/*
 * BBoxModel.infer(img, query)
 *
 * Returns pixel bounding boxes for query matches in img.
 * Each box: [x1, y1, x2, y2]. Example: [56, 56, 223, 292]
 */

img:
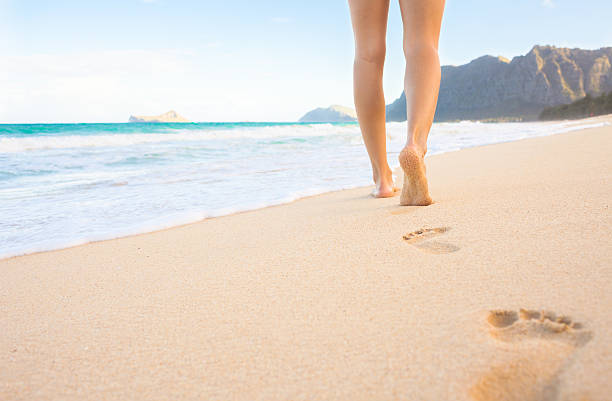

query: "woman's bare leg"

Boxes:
[398, 0, 445, 205]
[348, 0, 396, 198]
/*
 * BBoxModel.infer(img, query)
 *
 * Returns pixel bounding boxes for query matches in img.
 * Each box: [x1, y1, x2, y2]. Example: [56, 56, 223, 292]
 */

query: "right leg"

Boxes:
[348, 0, 395, 198]
[397, 0, 445, 206]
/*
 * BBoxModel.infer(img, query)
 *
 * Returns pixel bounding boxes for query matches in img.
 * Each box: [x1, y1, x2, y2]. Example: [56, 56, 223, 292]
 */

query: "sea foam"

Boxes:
[0, 119, 607, 259]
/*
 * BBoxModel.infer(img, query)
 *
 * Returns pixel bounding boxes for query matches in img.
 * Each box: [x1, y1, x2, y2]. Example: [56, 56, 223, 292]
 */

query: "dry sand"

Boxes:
[1, 116, 611, 400]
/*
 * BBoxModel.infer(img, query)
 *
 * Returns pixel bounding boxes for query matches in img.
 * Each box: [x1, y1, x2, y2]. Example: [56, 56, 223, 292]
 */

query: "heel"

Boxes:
[398, 148, 433, 206]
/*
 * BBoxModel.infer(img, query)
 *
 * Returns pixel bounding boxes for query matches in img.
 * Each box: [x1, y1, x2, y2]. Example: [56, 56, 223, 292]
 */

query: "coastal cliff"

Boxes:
[386, 45, 612, 121]
[129, 110, 190, 123]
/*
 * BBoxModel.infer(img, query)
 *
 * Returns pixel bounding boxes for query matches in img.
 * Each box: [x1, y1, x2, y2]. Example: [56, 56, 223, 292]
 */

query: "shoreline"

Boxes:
[1, 115, 609, 261]
[2, 116, 611, 400]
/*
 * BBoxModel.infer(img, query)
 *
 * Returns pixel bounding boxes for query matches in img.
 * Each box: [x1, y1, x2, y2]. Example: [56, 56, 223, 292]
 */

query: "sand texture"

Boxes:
[1, 116, 611, 400]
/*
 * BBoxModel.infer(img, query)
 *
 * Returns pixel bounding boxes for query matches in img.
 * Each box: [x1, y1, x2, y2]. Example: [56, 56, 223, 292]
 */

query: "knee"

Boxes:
[355, 41, 386, 66]
[403, 41, 439, 61]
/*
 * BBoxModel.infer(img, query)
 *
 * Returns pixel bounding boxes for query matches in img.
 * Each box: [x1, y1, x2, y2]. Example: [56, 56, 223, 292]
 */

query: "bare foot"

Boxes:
[372, 168, 398, 198]
[398, 146, 432, 206]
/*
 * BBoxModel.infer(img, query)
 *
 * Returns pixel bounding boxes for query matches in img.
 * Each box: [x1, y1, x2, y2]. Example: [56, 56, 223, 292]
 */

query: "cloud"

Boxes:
[541, 0, 555, 8]
[0, 47, 346, 123]
[0, 50, 209, 122]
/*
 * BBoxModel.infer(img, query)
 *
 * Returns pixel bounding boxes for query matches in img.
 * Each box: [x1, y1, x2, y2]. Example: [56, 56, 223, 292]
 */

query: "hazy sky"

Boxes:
[2, 0, 611, 123]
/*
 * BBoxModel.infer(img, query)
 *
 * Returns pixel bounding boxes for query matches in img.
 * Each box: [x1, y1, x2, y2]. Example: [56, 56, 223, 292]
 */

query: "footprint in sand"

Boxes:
[470, 309, 593, 401]
[402, 227, 459, 254]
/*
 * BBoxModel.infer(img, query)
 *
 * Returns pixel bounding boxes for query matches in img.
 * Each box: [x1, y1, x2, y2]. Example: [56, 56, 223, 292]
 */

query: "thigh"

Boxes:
[348, 0, 390, 54]
[398, 0, 445, 48]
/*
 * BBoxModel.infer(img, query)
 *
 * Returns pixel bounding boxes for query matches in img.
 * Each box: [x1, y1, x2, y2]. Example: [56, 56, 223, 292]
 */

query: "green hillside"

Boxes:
[539, 91, 612, 120]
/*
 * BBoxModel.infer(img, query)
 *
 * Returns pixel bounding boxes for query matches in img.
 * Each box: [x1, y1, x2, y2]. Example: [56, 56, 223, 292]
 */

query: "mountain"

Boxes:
[129, 110, 190, 123]
[299, 105, 357, 123]
[386, 45, 612, 122]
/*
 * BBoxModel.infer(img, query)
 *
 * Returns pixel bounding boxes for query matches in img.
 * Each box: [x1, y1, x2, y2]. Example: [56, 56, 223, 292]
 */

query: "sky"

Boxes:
[1, 0, 611, 123]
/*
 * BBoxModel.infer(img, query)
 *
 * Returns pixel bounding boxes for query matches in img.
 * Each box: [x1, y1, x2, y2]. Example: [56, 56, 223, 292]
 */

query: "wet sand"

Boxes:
[2, 115, 611, 400]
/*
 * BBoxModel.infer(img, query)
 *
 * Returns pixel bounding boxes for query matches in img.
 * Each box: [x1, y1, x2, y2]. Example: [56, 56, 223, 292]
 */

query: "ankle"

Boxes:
[403, 143, 427, 158]
[372, 165, 393, 184]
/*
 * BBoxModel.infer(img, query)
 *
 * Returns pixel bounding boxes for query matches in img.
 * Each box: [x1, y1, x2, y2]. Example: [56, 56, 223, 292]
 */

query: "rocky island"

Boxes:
[129, 110, 190, 123]
[299, 105, 357, 123]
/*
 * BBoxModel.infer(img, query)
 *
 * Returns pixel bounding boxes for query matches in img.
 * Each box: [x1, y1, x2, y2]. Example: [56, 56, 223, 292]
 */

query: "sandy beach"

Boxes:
[2, 116, 611, 400]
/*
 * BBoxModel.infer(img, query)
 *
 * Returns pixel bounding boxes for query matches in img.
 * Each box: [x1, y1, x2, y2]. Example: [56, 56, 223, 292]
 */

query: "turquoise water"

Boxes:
[0, 122, 337, 136]
[0, 120, 604, 258]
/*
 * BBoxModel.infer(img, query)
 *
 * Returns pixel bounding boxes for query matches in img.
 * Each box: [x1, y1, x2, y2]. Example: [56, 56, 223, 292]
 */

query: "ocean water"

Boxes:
[0, 120, 605, 259]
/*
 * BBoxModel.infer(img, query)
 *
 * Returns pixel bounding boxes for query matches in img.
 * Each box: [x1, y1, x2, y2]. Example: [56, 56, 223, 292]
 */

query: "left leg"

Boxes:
[348, 0, 396, 198]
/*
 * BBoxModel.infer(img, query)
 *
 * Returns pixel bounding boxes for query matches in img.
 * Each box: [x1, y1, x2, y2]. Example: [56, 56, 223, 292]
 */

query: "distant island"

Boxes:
[299, 105, 357, 123]
[539, 91, 612, 120]
[386, 45, 612, 122]
[129, 110, 190, 123]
